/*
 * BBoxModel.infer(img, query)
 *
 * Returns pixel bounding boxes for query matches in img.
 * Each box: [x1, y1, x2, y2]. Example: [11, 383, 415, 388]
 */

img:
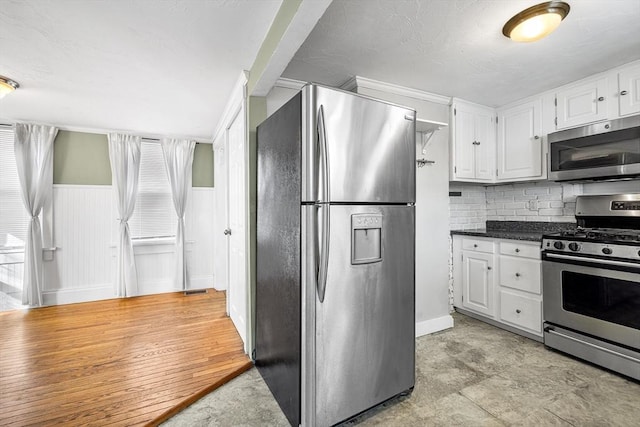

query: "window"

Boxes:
[0, 127, 28, 248]
[128, 140, 177, 239]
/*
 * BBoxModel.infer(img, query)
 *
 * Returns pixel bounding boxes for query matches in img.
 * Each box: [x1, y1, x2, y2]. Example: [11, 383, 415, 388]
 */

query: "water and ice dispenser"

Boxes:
[351, 214, 383, 265]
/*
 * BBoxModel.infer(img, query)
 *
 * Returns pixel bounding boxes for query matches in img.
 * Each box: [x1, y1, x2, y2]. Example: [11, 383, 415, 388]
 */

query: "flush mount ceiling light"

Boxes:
[503, 1, 570, 42]
[0, 76, 20, 99]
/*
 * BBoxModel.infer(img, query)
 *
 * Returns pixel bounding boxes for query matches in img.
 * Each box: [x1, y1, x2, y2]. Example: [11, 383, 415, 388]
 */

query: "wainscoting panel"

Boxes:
[40, 185, 214, 306]
[188, 188, 214, 290]
[43, 185, 114, 304]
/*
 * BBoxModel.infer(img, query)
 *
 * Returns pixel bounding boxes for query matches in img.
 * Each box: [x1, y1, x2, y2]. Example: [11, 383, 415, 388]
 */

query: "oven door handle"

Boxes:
[545, 252, 640, 270]
[544, 326, 640, 363]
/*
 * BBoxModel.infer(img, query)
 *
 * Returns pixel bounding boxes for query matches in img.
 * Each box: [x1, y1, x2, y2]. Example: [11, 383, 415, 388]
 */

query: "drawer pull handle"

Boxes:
[473, 244, 478, 248]
[516, 309, 521, 314]
[515, 273, 521, 277]
[515, 248, 520, 253]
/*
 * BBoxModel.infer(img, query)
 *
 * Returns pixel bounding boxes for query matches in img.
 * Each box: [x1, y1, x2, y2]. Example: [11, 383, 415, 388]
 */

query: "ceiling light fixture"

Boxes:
[0, 76, 20, 99]
[503, 1, 570, 42]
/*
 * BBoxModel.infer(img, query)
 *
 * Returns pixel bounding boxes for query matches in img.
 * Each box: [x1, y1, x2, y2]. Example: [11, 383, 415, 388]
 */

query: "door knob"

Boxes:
[598, 96, 605, 101]
[620, 90, 628, 96]
[223, 229, 232, 236]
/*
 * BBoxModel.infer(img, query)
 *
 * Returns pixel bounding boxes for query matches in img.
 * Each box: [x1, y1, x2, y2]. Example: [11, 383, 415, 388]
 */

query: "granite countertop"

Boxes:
[450, 221, 576, 242]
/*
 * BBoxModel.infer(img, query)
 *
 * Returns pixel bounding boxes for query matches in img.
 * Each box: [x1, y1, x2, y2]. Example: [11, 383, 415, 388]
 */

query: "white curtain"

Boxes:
[161, 138, 195, 290]
[108, 133, 141, 297]
[14, 123, 57, 307]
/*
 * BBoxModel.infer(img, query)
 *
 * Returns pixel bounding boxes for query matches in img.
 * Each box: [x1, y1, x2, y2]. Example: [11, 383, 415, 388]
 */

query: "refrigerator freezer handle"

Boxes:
[317, 105, 330, 203]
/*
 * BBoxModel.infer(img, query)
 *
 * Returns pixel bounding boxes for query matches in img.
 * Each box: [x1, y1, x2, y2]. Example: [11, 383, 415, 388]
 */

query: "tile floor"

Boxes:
[163, 312, 640, 426]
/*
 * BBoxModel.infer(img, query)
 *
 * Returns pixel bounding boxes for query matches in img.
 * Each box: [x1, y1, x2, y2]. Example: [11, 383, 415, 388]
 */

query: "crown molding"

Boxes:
[212, 70, 248, 144]
[340, 76, 451, 105]
[274, 77, 306, 91]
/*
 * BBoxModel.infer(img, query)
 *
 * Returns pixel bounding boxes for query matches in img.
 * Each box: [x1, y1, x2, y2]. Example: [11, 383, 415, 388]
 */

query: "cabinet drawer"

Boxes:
[500, 241, 540, 259]
[499, 256, 541, 294]
[462, 238, 494, 253]
[499, 290, 542, 334]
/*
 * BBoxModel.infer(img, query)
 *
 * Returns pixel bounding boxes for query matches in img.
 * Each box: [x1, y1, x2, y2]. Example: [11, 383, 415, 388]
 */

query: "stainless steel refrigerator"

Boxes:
[256, 84, 415, 427]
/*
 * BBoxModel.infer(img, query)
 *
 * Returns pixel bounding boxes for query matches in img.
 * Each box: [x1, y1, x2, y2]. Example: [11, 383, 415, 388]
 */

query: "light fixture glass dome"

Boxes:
[503, 1, 570, 43]
[0, 76, 20, 99]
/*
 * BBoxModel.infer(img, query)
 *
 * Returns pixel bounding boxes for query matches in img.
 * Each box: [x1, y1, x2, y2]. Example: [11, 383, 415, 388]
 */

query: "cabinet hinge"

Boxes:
[555, 117, 558, 126]
[496, 168, 499, 177]
[454, 166, 457, 173]
[454, 108, 457, 116]
[554, 97, 557, 107]
[495, 116, 498, 124]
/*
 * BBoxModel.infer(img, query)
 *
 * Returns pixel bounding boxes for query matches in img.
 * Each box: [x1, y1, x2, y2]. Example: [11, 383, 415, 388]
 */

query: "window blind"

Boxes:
[129, 141, 177, 239]
[0, 128, 28, 248]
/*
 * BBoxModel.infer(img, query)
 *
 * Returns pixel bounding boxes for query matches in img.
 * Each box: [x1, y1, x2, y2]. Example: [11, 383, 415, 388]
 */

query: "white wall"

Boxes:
[41, 184, 214, 306]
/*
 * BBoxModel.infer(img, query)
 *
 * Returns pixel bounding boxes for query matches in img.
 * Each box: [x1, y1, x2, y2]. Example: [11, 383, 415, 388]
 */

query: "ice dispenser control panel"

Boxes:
[351, 214, 383, 265]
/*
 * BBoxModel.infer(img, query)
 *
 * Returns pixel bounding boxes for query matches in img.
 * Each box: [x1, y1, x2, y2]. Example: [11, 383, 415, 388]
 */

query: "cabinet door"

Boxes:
[497, 99, 542, 180]
[474, 109, 496, 181]
[462, 251, 494, 317]
[452, 106, 476, 179]
[618, 64, 640, 117]
[556, 78, 608, 129]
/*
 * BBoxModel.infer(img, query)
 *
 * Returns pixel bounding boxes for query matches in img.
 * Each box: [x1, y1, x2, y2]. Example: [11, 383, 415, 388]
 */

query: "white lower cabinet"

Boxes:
[499, 290, 542, 334]
[462, 251, 494, 317]
[453, 235, 543, 339]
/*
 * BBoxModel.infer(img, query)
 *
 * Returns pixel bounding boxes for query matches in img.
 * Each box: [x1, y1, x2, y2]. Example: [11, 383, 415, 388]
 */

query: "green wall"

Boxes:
[193, 143, 215, 187]
[54, 131, 112, 185]
[52, 130, 214, 187]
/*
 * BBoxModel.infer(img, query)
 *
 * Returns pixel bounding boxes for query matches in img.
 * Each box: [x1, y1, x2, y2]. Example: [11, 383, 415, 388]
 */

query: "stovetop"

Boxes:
[545, 228, 640, 244]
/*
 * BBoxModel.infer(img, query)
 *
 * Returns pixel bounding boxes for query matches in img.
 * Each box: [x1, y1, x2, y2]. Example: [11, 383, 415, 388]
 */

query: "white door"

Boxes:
[556, 78, 608, 129]
[212, 142, 228, 291]
[618, 64, 640, 117]
[227, 110, 248, 347]
[462, 251, 494, 317]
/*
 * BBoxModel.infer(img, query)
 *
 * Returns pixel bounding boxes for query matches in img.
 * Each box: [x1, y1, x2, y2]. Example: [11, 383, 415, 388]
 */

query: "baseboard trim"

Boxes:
[415, 314, 454, 338]
[42, 285, 114, 306]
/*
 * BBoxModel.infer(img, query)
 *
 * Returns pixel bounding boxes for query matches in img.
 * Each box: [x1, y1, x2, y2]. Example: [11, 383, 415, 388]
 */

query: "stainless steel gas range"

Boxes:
[542, 193, 640, 380]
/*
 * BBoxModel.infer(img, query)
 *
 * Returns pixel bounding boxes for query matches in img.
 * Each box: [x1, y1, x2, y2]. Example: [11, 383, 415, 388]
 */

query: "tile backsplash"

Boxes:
[449, 179, 640, 231]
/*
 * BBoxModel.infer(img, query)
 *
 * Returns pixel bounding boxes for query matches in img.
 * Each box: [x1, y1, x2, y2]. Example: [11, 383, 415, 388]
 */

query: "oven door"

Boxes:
[542, 252, 640, 350]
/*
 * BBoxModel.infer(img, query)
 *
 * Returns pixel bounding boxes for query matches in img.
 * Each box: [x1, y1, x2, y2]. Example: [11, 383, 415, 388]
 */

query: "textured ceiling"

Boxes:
[283, 0, 640, 107]
[0, 0, 282, 140]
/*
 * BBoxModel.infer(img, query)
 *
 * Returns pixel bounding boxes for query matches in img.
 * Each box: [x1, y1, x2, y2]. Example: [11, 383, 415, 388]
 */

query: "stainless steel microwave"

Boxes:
[548, 115, 640, 181]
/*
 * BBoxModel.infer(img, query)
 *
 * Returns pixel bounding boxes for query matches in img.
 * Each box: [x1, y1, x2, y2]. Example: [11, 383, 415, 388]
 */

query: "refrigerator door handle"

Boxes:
[316, 105, 330, 303]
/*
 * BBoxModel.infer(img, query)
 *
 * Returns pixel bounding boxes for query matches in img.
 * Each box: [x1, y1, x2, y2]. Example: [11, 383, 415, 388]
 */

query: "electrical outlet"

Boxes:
[528, 199, 538, 211]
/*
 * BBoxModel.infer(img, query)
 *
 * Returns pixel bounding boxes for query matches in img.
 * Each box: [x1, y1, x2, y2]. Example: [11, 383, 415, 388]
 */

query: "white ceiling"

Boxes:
[283, 0, 640, 107]
[0, 0, 282, 140]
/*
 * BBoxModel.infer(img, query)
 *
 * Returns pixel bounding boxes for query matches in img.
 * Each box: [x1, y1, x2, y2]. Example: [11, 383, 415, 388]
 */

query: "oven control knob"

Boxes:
[553, 241, 565, 250]
[602, 247, 612, 255]
[568, 242, 581, 252]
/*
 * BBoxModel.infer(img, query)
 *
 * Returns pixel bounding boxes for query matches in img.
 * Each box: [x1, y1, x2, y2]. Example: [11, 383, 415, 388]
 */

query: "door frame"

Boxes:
[212, 71, 250, 354]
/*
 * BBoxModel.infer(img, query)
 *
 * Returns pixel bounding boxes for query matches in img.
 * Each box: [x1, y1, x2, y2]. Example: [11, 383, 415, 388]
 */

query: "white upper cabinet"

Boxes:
[497, 99, 543, 181]
[618, 63, 640, 117]
[556, 77, 608, 129]
[450, 99, 495, 182]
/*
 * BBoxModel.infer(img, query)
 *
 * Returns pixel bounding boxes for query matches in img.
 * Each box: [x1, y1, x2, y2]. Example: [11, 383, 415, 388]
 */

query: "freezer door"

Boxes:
[306, 204, 415, 426]
[302, 85, 416, 204]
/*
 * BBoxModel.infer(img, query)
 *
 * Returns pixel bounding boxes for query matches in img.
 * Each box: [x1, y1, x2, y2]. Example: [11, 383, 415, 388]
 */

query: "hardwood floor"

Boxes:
[0, 290, 252, 426]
